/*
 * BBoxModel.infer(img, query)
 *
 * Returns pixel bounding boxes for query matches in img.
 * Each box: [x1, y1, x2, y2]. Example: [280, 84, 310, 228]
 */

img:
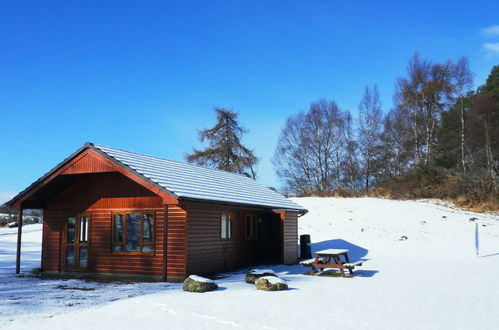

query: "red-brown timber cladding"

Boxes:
[42, 172, 183, 277]
[185, 201, 280, 275]
[166, 204, 187, 278]
[282, 211, 299, 264]
[60, 151, 115, 175]
[36, 147, 297, 279]
[11, 148, 176, 210]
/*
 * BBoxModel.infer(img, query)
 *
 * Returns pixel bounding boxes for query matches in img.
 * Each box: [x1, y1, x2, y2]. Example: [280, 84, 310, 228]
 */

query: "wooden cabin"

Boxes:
[6, 143, 307, 282]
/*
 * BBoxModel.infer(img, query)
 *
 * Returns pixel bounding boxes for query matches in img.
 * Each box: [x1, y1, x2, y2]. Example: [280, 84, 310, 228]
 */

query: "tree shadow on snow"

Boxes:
[310, 239, 368, 261]
[273, 239, 378, 277]
[480, 252, 499, 258]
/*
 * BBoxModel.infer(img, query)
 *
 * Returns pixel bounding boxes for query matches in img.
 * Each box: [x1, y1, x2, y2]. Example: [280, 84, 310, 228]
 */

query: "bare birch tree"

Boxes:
[394, 53, 455, 168]
[273, 99, 344, 196]
[341, 111, 360, 191]
[453, 57, 473, 175]
[358, 85, 383, 191]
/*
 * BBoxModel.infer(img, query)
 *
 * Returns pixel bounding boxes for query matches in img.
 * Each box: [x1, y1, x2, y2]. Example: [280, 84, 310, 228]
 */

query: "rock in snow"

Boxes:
[183, 275, 218, 293]
[245, 269, 277, 284]
[255, 276, 288, 291]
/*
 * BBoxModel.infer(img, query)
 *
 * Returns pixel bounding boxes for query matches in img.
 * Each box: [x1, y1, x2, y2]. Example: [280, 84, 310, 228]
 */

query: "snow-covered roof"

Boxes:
[91, 144, 306, 212]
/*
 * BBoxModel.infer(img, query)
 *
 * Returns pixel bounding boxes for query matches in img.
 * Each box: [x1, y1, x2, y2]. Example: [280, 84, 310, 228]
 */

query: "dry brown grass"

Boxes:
[370, 170, 498, 213]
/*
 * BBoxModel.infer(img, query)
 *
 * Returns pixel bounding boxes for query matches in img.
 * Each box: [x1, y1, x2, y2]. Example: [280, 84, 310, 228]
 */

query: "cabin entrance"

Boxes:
[255, 213, 282, 264]
[63, 215, 90, 271]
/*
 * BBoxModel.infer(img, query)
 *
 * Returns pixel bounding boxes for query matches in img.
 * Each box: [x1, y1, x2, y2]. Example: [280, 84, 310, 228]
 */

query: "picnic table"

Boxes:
[300, 248, 364, 277]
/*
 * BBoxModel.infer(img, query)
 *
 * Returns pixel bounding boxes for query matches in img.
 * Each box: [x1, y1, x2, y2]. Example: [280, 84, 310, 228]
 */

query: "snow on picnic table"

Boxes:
[0, 198, 498, 330]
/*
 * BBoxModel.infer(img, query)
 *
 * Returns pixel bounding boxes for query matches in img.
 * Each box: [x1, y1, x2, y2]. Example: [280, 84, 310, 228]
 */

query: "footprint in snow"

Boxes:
[153, 303, 177, 315]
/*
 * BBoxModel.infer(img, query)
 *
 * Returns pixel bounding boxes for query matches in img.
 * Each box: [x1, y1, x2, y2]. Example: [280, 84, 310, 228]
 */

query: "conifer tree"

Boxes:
[185, 108, 258, 179]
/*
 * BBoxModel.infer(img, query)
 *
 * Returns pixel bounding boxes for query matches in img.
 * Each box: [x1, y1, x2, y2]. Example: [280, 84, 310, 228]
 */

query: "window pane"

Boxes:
[79, 247, 87, 268]
[66, 246, 74, 267]
[142, 245, 153, 253]
[113, 244, 124, 252]
[228, 218, 232, 238]
[143, 214, 153, 243]
[126, 213, 141, 252]
[67, 217, 76, 243]
[113, 214, 123, 242]
[80, 217, 88, 243]
[221, 214, 227, 238]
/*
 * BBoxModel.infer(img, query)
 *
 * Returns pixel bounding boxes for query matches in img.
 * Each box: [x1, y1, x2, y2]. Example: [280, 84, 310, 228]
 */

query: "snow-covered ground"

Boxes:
[0, 198, 498, 329]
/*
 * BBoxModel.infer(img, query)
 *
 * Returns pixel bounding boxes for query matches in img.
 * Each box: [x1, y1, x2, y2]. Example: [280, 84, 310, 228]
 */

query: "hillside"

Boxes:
[0, 198, 498, 329]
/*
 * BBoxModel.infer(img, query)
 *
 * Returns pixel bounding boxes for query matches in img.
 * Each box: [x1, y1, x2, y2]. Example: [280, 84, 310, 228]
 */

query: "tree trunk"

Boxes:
[460, 94, 466, 175]
[365, 158, 370, 191]
[484, 120, 495, 192]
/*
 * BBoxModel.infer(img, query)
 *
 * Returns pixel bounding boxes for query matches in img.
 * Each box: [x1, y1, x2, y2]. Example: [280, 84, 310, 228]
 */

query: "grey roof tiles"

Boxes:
[92, 144, 306, 212]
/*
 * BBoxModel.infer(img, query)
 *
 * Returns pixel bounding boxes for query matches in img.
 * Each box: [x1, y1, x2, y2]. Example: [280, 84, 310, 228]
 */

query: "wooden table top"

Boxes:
[315, 249, 349, 256]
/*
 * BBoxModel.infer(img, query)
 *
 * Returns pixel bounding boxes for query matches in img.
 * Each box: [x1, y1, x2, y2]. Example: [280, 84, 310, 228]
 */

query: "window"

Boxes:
[112, 212, 154, 253]
[246, 215, 260, 239]
[80, 216, 88, 243]
[220, 212, 234, 239]
[64, 215, 89, 269]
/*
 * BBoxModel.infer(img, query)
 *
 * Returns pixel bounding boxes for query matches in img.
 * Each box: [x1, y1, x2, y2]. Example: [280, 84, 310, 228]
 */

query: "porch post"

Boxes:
[15, 208, 23, 274]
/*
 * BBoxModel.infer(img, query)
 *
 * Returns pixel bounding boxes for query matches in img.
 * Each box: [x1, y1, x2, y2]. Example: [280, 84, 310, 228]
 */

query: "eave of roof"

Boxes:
[5, 142, 308, 213]
[4, 145, 88, 207]
[91, 143, 307, 212]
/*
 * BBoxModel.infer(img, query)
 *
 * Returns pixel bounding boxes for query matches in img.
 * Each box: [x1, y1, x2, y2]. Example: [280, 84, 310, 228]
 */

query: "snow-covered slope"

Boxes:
[0, 198, 498, 329]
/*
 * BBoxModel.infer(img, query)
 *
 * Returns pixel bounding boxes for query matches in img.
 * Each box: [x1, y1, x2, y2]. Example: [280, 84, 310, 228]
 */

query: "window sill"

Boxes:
[111, 252, 155, 256]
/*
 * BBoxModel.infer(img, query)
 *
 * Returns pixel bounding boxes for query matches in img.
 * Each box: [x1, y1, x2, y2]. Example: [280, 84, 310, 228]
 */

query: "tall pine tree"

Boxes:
[185, 108, 258, 179]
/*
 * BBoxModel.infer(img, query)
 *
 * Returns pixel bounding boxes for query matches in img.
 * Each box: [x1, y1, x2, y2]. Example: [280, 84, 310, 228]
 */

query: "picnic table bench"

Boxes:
[300, 249, 364, 277]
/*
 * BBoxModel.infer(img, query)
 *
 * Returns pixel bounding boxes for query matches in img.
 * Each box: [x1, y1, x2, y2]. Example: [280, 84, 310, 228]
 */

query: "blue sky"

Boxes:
[0, 1, 498, 203]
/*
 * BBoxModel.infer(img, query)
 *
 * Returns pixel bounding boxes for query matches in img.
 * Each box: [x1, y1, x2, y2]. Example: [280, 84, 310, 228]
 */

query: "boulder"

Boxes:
[255, 276, 288, 291]
[183, 275, 218, 293]
[245, 269, 277, 284]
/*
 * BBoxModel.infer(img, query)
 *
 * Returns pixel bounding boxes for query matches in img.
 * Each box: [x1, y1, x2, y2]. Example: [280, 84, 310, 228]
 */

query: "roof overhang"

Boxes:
[178, 196, 307, 214]
[4, 143, 178, 210]
[5, 142, 307, 214]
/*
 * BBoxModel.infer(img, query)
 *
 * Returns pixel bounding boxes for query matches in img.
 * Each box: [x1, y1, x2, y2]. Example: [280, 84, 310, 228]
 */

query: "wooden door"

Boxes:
[63, 215, 90, 271]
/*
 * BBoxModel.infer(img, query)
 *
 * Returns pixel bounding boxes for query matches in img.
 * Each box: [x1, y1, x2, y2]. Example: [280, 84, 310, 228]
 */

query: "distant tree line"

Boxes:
[184, 53, 497, 209]
[273, 53, 498, 208]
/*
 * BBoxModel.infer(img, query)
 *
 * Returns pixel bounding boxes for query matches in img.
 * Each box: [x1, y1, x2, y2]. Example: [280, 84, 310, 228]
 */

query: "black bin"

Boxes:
[300, 234, 312, 259]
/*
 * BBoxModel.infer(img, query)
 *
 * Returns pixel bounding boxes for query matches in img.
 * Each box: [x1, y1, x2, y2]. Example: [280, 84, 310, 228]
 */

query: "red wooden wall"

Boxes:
[282, 211, 299, 264]
[184, 201, 296, 275]
[165, 204, 187, 280]
[37, 148, 298, 281]
[42, 172, 166, 277]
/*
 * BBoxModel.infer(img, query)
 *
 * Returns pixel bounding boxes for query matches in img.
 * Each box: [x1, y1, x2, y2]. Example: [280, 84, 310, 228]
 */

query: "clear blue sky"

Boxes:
[0, 1, 498, 203]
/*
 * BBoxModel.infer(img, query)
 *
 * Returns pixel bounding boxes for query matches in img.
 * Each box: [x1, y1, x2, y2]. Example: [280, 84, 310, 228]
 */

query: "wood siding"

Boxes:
[282, 211, 299, 264]
[41, 209, 65, 271]
[24, 145, 302, 281]
[60, 151, 115, 175]
[166, 204, 187, 279]
[185, 201, 284, 275]
[12, 147, 176, 209]
[43, 172, 169, 277]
